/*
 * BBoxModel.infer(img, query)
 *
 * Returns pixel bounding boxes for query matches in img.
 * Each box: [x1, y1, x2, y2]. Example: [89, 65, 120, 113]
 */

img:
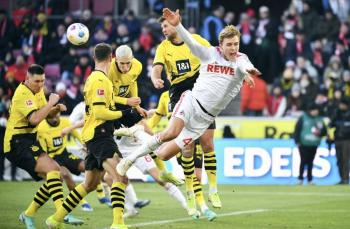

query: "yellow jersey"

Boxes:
[148, 91, 170, 129]
[153, 34, 210, 85]
[82, 70, 114, 142]
[37, 117, 82, 157]
[4, 83, 47, 153]
[108, 58, 142, 105]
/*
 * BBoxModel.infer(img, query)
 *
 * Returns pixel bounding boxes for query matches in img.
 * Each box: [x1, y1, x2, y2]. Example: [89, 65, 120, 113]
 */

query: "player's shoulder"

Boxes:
[132, 58, 142, 69]
[236, 52, 249, 59]
[60, 117, 71, 126]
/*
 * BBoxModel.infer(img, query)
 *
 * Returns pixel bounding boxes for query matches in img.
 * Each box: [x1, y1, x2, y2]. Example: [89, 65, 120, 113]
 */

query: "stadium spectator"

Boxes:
[267, 84, 287, 117]
[5, 54, 29, 83]
[73, 54, 92, 83]
[60, 47, 79, 81]
[115, 23, 133, 46]
[241, 75, 269, 116]
[276, 66, 295, 97]
[201, 5, 225, 46]
[0, 9, 16, 61]
[236, 12, 255, 59]
[80, 9, 98, 34]
[329, 97, 350, 184]
[285, 83, 304, 117]
[294, 103, 327, 185]
[254, 6, 281, 83]
[120, 9, 141, 41]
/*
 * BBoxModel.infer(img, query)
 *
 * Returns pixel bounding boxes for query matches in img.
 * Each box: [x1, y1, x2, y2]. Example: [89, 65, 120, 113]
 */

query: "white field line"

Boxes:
[132, 189, 350, 197]
[128, 209, 268, 228]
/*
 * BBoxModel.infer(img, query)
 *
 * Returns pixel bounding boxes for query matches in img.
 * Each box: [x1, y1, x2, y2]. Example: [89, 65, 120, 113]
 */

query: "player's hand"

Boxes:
[163, 8, 181, 26]
[153, 78, 164, 89]
[127, 97, 141, 106]
[56, 103, 67, 112]
[244, 75, 255, 88]
[48, 93, 60, 106]
[246, 68, 261, 76]
[136, 106, 148, 118]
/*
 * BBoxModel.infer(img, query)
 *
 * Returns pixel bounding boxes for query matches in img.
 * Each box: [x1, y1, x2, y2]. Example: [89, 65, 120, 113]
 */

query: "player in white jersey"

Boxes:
[114, 130, 188, 217]
[117, 8, 259, 176]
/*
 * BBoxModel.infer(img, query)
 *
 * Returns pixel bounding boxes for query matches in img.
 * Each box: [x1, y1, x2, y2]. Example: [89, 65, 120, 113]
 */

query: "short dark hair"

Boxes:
[158, 16, 166, 24]
[28, 64, 44, 76]
[94, 43, 112, 62]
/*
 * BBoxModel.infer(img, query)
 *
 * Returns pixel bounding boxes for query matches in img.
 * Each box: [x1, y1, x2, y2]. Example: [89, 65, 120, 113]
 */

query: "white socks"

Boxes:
[164, 183, 187, 210]
[124, 184, 138, 211]
[127, 135, 162, 162]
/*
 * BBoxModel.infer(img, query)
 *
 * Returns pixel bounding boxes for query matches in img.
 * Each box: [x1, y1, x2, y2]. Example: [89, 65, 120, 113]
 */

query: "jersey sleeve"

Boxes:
[91, 79, 110, 106]
[14, 94, 39, 119]
[153, 43, 166, 66]
[69, 102, 85, 124]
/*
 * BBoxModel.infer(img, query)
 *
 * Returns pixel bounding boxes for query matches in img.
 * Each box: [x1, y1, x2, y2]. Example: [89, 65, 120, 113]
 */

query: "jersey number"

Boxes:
[182, 138, 193, 146]
[176, 59, 191, 74]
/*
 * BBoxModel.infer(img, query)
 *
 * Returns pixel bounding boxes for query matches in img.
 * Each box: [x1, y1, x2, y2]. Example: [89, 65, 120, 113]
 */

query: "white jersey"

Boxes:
[69, 101, 85, 124]
[175, 24, 254, 116]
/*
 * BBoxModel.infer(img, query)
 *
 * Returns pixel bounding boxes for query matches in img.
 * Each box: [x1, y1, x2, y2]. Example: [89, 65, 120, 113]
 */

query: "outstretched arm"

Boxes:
[163, 8, 211, 61]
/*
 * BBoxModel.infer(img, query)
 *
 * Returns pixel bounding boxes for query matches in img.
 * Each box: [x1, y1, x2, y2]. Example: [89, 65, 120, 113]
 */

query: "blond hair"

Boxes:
[219, 25, 241, 44]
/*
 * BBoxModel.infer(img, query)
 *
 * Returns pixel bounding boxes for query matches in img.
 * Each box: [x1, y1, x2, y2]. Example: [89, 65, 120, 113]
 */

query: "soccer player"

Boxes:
[117, 7, 259, 217]
[147, 91, 215, 220]
[109, 45, 182, 186]
[150, 12, 222, 210]
[37, 112, 112, 211]
[111, 130, 188, 217]
[3, 64, 79, 229]
[67, 101, 152, 212]
[46, 43, 133, 229]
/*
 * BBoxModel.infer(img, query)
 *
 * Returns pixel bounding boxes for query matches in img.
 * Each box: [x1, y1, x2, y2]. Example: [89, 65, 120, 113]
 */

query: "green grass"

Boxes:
[0, 182, 350, 228]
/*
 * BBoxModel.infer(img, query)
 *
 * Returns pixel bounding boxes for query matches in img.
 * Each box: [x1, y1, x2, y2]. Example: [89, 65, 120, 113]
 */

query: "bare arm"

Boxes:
[28, 93, 60, 126]
[151, 64, 164, 89]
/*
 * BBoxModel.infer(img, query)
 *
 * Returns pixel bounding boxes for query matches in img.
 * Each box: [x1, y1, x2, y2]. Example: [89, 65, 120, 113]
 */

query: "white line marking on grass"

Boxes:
[128, 209, 268, 228]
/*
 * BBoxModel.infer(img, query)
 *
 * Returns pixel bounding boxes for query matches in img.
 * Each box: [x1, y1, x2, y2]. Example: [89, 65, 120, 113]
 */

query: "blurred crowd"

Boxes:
[0, 0, 350, 120]
[0, 0, 349, 182]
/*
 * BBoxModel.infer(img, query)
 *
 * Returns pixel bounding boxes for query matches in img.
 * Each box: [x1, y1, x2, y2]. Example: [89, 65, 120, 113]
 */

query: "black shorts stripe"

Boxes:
[92, 102, 106, 106]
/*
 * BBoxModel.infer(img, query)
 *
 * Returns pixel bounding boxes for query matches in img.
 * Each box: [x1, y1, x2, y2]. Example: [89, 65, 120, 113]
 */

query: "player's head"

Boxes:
[115, 45, 133, 73]
[159, 16, 177, 41]
[93, 43, 112, 65]
[219, 25, 241, 61]
[46, 112, 60, 126]
[26, 64, 45, 93]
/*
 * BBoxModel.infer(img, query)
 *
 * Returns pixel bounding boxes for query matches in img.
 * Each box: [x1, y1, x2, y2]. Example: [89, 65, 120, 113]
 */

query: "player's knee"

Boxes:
[84, 180, 99, 192]
[157, 153, 171, 161]
[201, 141, 214, 152]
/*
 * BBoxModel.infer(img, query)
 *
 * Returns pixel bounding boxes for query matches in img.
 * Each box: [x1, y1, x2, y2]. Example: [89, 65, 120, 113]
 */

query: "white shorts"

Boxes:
[172, 90, 215, 149]
[117, 136, 156, 174]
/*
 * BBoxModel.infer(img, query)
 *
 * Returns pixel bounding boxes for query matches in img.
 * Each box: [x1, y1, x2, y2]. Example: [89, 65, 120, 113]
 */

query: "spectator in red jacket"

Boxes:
[267, 84, 287, 117]
[241, 75, 269, 116]
[5, 54, 29, 83]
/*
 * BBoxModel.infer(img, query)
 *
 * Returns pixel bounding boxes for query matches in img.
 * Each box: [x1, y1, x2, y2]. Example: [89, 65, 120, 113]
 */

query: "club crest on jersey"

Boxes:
[97, 89, 105, 96]
[207, 63, 235, 75]
[26, 100, 33, 106]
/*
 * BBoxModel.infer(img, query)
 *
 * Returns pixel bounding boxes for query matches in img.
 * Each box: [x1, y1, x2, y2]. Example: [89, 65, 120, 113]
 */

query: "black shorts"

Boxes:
[52, 149, 83, 175]
[5, 133, 45, 181]
[169, 73, 198, 112]
[85, 122, 122, 171]
[115, 104, 143, 128]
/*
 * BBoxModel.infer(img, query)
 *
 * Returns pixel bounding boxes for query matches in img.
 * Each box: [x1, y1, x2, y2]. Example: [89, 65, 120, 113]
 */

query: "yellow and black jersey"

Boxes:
[148, 91, 170, 129]
[37, 117, 82, 157]
[108, 58, 142, 105]
[153, 34, 210, 85]
[4, 83, 47, 153]
[82, 70, 114, 142]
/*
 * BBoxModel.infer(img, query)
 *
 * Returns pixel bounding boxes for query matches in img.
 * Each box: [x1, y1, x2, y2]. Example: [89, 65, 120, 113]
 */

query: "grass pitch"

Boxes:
[0, 182, 349, 229]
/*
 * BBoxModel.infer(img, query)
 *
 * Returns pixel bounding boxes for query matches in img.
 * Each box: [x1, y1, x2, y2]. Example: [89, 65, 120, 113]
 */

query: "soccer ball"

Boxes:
[67, 23, 89, 45]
